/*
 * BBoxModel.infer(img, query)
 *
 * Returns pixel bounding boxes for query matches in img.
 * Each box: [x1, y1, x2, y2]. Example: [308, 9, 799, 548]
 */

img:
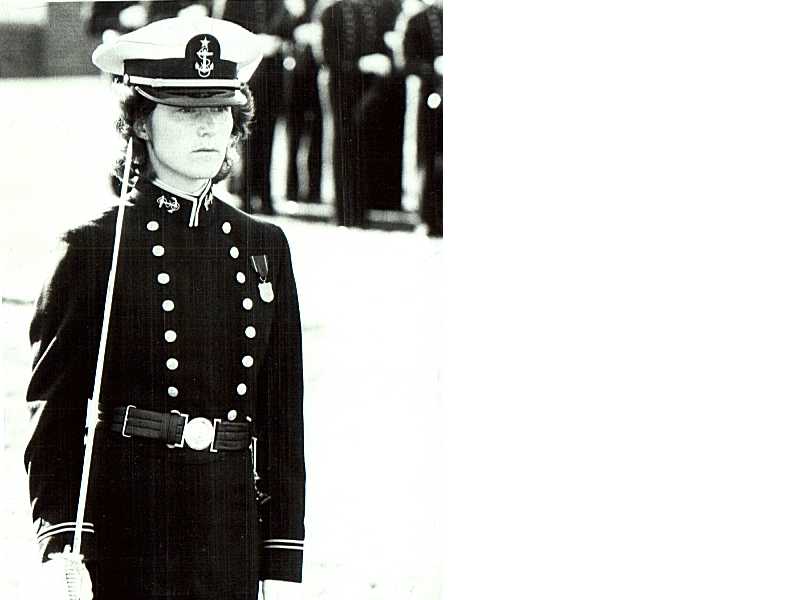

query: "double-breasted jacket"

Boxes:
[25, 176, 305, 599]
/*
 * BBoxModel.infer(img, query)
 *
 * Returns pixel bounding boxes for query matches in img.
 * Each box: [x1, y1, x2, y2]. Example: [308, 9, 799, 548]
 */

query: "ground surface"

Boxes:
[0, 77, 443, 599]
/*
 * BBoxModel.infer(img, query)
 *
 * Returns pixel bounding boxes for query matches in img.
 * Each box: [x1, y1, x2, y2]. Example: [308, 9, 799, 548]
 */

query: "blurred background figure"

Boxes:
[87, 1, 212, 43]
[284, 0, 324, 205]
[402, 0, 442, 237]
[318, 0, 405, 228]
[86, 2, 140, 42]
[148, 0, 212, 20]
[220, 0, 302, 215]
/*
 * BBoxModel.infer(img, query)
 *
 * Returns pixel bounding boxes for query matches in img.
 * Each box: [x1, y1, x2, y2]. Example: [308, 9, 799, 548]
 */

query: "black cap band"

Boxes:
[123, 34, 237, 85]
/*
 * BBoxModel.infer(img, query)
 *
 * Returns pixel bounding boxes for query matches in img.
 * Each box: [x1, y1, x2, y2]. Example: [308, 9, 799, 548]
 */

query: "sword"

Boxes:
[60, 138, 134, 599]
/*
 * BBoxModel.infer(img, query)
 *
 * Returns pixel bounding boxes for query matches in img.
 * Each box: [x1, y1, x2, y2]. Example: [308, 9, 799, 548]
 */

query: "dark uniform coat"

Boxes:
[320, 0, 405, 226]
[403, 3, 443, 236]
[285, 0, 323, 204]
[25, 176, 305, 600]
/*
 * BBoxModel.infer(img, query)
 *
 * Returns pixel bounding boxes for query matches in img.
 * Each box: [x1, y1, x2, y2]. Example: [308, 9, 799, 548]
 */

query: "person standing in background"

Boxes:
[319, 0, 404, 227]
[403, 0, 442, 236]
[221, 0, 301, 215]
[284, 0, 324, 204]
[354, 0, 405, 215]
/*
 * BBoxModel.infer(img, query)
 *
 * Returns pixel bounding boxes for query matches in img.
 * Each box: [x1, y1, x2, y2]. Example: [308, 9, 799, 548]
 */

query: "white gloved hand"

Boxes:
[434, 55, 443, 76]
[358, 53, 392, 76]
[260, 579, 303, 600]
[42, 552, 93, 600]
[118, 4, 147, 30]
[284, 0, 306, 18]
[177, 4, 210, 18]
[101, 29, 121, 45]
[293, 22, 322, 46]
[259, 34, 284, 57]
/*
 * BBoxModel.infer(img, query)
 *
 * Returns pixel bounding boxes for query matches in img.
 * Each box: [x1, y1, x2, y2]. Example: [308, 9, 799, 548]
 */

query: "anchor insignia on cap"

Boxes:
[157, 195, 180, 213]
[194, 37, 215, 78]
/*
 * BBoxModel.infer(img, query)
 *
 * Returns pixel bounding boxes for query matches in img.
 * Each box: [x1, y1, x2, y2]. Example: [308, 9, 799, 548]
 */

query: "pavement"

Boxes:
[0, 77, 443, 599]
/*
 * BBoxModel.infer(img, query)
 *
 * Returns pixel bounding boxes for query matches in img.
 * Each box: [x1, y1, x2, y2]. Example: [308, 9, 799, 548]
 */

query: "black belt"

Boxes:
[108, 406, 251, 452]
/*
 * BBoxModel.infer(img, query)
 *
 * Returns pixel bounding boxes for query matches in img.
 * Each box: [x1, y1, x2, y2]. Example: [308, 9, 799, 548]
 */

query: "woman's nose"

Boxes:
[197, 109, 217, 134]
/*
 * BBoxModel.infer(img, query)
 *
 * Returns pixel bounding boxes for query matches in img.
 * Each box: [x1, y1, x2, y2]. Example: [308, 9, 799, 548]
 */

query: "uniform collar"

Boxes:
[151, 177, 214, 228]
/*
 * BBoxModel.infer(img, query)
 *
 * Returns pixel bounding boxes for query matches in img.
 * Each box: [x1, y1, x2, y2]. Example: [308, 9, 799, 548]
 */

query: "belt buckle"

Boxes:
[183, 416, 221, 451]
[166, 411, 220, 452]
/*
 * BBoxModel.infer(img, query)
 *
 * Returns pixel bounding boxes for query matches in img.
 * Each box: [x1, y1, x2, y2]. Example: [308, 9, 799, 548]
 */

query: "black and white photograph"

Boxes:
[0, 1, 443, 598]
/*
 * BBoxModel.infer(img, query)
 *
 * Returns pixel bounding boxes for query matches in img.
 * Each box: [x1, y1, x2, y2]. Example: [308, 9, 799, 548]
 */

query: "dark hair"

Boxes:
[112, 84, 255, 184]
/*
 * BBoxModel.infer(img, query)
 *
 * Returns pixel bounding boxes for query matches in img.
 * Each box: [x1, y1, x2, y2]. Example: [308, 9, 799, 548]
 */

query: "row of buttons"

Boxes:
[146, 217, 259, 406]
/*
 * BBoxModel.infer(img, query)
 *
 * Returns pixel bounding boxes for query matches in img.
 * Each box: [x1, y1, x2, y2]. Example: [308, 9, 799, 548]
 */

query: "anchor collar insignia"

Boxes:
[151, 178, 214, 228]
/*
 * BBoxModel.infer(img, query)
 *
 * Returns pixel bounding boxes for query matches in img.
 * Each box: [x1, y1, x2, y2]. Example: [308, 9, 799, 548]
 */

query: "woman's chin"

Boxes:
[185, 159, 224, 179]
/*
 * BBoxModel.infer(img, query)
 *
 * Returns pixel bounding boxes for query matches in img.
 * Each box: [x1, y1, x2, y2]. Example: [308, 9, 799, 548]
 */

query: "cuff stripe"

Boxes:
[264, 538, 303, 545]
[263, 544, 304, 551]
[37, 522, 95, 543]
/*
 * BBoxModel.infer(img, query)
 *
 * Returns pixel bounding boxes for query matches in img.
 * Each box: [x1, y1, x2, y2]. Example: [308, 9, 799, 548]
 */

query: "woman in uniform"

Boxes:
[25, 16, 305, 600]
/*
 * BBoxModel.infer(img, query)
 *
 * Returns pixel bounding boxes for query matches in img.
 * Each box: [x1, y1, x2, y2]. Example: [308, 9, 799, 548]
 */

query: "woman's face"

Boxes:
[142, 104, 234, 192]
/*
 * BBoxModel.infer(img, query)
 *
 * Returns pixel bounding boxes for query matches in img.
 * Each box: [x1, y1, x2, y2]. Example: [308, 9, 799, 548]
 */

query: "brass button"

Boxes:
[242, 298, 253, 310]
[147, 221, 159, 231]
[230, 246, 240, 259]
[162, 299, 175, 312]
[237, 383, 247, 395]
[164, 330, 177, 343]
[245, 326, 256, 338]
[167, 386, 179, 398]
[242, 355, 254, 368]
[236, 272, 246, 284]
[166, 358, 179, 370]
[228, 409, 238, 420]
[157, 272, 170, 285]
[222, 221, 232, 234]
[152, 245, 165, 257]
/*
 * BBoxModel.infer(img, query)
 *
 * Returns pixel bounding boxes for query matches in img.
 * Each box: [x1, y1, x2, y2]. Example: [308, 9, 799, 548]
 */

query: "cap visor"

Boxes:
[134, 86, 247, 107]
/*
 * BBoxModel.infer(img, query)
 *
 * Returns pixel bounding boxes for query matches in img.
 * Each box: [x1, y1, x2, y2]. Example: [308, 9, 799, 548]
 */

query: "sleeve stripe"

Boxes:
[263, 544, 304, 551]
[263, 538, 304, 545]
[38, 525, 96, 542]
[37, 523, 95, 543]
[38, 521, 95, 536]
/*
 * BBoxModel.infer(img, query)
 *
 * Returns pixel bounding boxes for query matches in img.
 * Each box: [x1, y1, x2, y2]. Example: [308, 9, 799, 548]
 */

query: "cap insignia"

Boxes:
[194, 36, 215, 78]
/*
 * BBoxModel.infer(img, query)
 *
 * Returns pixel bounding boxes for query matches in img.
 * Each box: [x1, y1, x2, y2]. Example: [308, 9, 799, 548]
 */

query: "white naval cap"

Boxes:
[92, 16, 263, 107]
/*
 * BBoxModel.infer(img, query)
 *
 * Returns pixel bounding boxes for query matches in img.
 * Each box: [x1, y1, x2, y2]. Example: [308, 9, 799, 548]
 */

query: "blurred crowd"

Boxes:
[86, 0, 443, 236]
